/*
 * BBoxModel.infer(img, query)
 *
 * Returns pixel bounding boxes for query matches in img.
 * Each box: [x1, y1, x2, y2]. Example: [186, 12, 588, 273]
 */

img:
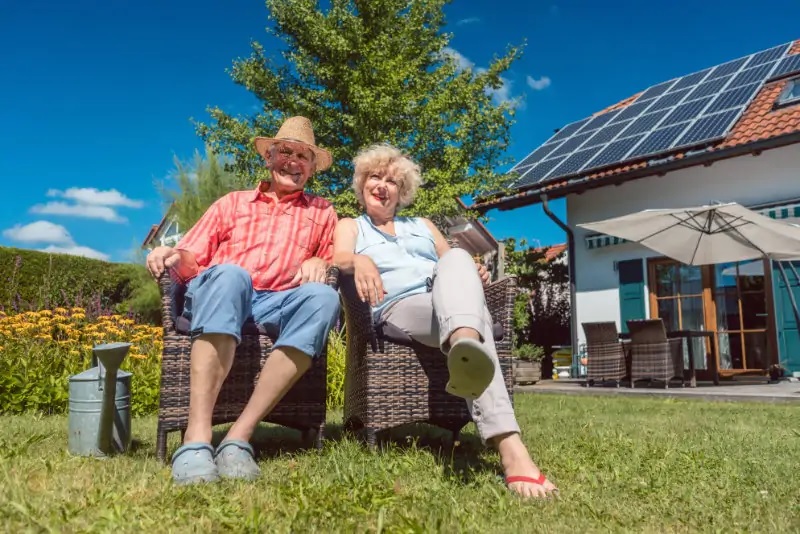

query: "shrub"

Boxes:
[326, 326, 346, 410]
[0, 247, 144, 315]
[512, 343, 545, 362]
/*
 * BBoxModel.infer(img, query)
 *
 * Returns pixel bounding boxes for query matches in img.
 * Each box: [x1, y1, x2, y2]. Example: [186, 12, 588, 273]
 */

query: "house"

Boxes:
[477, 39, 800, 379]
[141, 203, 182, 250]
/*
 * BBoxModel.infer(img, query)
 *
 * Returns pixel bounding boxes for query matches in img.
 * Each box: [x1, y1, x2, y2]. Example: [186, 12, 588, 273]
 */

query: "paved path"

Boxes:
[515, 378, 800, 404]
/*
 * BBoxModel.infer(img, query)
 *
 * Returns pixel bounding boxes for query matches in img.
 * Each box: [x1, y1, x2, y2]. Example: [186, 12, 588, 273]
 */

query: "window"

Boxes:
[777, 78, 800, 107]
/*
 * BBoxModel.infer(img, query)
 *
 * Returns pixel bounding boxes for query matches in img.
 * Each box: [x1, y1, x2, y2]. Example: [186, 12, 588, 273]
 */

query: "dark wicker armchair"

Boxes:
[338, 270, 517, 447]
[155, 271, 336, 462]
[582, 321, 627, 387]
[626, 319, 685, 388]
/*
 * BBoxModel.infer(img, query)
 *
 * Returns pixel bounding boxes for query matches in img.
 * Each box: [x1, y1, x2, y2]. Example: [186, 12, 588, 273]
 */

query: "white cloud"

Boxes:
[30, 202, 127, 223]
[527, 75, 552, 91]
[441, 47, 475, 71]
[487, 76, 524, 108]
[40, 245, 109, 261]
[2, 221, 74, 245]
[46, 187, 144, 208]
[456, 17, 480, 26]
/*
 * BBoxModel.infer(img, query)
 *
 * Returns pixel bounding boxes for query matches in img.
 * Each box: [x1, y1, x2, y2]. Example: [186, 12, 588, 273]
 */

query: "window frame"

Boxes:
[776, 77, 800, 108]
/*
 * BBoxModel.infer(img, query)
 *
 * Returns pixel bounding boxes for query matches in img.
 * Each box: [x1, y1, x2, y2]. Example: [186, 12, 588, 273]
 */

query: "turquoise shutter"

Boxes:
[772, 260, 800, 374]
[618, 259, 646, 333]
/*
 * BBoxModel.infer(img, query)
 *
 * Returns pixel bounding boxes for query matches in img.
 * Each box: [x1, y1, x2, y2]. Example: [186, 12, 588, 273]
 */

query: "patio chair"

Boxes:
[154, 270, 336, 462]
[582, 321, 628, 387]
[337, 267, 517, 447]
[626, 319, 685, 388]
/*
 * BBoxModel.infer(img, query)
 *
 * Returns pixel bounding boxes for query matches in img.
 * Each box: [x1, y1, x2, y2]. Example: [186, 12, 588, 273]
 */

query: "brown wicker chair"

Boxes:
[626, 319, 685, 388]
[582, 321, 627, 387]
[155, 270, 337, 462]
[338, 269, 517, 448]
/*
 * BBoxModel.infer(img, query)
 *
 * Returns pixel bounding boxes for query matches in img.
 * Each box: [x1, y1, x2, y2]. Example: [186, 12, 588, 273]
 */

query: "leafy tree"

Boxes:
[161, 146, 244, 230]
[196, 0, 523, 220]
[503, 238, 570, 353]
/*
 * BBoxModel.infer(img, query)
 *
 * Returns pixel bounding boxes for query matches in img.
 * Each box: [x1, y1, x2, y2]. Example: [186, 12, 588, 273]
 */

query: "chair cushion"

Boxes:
[377, 320, 504, 347]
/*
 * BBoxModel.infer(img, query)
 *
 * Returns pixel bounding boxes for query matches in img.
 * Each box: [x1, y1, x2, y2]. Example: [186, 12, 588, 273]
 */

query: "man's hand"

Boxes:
[291, 257, 329, 286]
[476, 262, 490, 286]
[146, 246, 182, 280]
[354, 255, 386, 306]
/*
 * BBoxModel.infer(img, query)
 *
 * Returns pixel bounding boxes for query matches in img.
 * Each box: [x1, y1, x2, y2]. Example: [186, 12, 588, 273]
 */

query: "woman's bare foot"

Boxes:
[490, 432, 558, 499]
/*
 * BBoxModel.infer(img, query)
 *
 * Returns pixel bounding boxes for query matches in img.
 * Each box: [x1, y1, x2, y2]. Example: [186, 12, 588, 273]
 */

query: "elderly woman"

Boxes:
[332, 143, 558, 499]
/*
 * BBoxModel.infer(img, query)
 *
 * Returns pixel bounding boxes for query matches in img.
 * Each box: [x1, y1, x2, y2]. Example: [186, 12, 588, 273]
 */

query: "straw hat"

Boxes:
[254, 116, 332, 171]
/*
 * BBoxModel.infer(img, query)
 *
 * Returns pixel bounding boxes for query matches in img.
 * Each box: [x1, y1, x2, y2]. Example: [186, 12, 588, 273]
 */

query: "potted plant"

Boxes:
[512, 344, 545, 385]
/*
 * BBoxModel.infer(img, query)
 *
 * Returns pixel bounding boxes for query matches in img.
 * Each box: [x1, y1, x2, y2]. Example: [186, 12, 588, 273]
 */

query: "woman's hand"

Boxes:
[354, 254, 386, 306]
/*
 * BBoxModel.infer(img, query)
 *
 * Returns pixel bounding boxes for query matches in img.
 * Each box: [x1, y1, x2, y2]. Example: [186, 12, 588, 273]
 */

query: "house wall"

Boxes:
[566, 143, 800, 346]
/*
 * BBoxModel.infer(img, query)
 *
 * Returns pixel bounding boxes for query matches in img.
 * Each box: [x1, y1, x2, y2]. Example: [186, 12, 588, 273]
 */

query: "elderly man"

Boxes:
[146, 117, 340, 485]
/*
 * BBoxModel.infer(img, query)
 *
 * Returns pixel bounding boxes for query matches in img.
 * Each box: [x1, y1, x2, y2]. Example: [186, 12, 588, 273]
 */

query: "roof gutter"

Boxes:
[540, 193, 580, 376]
[478, 131, 800, 214]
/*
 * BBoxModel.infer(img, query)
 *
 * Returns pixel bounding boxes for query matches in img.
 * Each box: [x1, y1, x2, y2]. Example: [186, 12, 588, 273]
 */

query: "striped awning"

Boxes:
[584, 200, 800, 250]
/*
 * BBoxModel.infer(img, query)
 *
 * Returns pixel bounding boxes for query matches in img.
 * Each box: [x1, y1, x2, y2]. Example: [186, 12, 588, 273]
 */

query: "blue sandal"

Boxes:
[214, 440, 261, 480]
[171, 443, 220, 485]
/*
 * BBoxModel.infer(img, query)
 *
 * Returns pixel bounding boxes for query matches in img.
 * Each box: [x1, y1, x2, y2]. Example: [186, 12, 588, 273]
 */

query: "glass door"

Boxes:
[650, 261, 708, 370]
[713, 260, 770, 371]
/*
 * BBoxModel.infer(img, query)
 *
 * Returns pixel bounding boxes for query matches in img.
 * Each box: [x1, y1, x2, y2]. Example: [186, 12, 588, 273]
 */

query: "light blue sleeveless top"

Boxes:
[354, 214, 438, 321]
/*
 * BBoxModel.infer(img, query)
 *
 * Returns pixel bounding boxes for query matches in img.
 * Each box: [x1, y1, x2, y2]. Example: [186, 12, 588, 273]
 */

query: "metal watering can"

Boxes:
[68, 342, 132, 457]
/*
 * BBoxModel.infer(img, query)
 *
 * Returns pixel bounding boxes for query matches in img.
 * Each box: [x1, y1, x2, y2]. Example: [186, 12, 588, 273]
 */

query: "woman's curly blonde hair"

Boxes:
[351, 143, 422, 209]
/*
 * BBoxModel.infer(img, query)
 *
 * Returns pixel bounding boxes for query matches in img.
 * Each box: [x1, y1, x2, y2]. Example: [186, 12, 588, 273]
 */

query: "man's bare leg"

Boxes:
[224, 347, 312, 442]
[490, 432, 558, 499]
[183, 333, 237, 444]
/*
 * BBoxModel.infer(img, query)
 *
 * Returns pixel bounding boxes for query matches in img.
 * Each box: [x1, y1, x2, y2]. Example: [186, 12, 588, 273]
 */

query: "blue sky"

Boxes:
[2, 1, 799, 262]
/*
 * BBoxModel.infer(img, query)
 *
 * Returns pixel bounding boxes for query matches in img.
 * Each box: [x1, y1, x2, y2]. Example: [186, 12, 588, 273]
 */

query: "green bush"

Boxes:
[0, 246, 145, 315]
[326, 326, 346, 410]
[512, 343, 545, 362]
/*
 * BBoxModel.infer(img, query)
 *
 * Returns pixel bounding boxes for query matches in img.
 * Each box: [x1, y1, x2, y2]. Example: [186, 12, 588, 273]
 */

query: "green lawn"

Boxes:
[1, 394, 798, 533]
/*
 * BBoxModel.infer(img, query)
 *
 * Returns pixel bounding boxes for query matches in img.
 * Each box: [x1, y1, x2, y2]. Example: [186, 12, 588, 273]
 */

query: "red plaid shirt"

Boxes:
[175, 184, 338, 291]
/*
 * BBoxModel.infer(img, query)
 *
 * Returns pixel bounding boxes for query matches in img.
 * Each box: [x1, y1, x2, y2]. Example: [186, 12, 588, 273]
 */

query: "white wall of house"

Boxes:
[566, 143, 800, 345]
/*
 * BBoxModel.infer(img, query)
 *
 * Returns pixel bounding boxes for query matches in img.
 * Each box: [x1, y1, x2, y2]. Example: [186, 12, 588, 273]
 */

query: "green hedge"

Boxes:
[0, 246, 145, 313]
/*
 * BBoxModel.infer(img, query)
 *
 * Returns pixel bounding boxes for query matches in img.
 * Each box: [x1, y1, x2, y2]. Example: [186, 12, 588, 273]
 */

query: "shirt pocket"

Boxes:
[404, 230, 437, 258]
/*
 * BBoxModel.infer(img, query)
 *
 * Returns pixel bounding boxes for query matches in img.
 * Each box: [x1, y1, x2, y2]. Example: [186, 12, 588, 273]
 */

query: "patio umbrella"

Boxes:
[577, 202, 800, 265]
[578, 202, 800, 348]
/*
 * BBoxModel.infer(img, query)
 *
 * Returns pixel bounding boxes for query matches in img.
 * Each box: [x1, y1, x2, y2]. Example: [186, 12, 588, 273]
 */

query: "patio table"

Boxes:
[666, 330, 719, 388]
[618, 330, 719, 388]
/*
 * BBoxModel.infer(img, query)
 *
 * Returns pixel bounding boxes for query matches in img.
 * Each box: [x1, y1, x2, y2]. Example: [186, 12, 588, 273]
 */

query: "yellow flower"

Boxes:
[70, 307, 85, 314]
[55, 307, 68, 315]
[71, 313, 86, 321]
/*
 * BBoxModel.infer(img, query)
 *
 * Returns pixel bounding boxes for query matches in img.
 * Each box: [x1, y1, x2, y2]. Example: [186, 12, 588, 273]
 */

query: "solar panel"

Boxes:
[660, 96, 713, 127]
[512, 141, 564, 170]
[728, 62, 777, 89]
[704, 83, 760, 114]
[669, 68, 712, 92]
[637, 79, 676, 101]
[620, 109, 670, 137]
[507, 41, 794, 190]
[708, 57, 749, 80]
[769, 53, 800, 80]
[545, 117, 591, 144]
[549, 146, 603, 177]
[585, 134, 646, 170]
[627, 123, 689, 159]
[685, 75, 733, 101]
[746, 43, 792, 68]
[646, 88, 692, 112]
[583, 120, 632, 148]
[513, 156, 567, 188]
[675, 109, 740, 147]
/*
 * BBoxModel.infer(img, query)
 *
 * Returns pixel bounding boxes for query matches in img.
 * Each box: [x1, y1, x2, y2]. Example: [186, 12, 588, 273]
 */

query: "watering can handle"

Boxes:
[91, 353, 105, 389]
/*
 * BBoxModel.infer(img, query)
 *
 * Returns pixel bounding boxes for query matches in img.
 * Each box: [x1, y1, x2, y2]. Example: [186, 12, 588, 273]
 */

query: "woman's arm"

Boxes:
[332, 217, 386, 305]
[332, 218, 360, 274]
[421, 218, 452, 258]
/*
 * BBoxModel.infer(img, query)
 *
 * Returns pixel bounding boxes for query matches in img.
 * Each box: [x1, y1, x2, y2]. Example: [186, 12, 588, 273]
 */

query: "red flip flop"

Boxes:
[505, 473, 558, 497]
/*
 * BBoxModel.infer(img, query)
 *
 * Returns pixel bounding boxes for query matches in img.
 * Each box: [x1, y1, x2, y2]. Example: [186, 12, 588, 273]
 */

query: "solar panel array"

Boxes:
[511, 42, 800, 190]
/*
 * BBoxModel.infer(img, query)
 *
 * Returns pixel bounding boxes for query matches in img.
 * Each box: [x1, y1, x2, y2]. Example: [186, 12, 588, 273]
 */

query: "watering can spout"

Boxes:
[93, 342, 131, 455]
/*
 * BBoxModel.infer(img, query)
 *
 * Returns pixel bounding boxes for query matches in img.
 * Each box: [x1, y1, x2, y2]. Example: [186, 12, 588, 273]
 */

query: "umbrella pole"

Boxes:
[774, 260, 800, 341]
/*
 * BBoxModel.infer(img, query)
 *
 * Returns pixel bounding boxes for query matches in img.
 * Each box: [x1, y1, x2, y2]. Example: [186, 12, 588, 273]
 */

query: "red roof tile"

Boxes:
[479, 40, 800, 209]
